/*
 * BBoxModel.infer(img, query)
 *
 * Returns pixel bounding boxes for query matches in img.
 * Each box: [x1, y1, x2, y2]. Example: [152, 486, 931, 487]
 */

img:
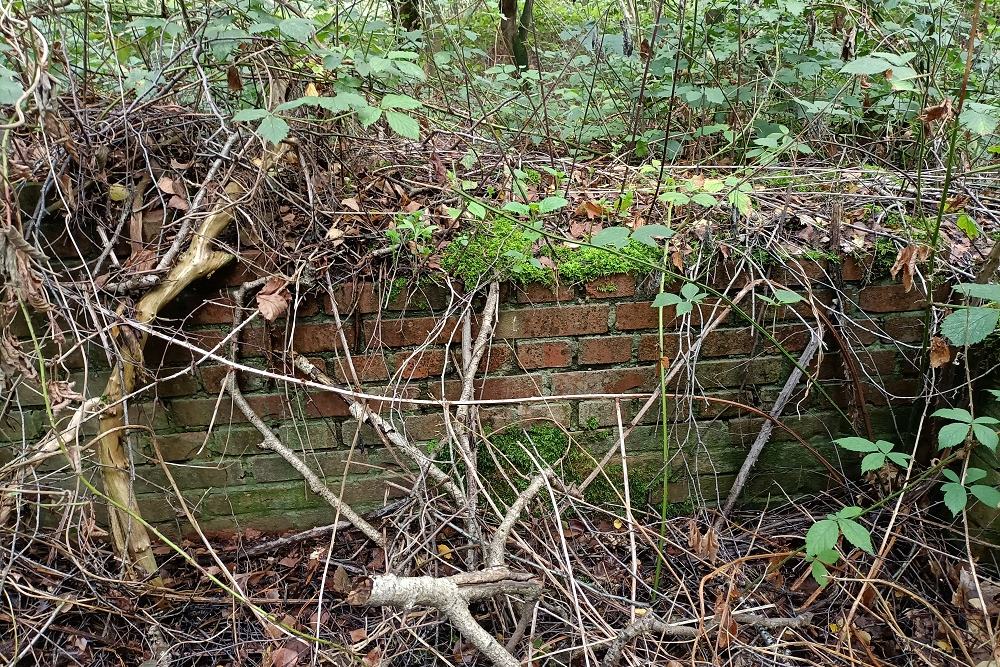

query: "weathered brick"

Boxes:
[479, 402, 572, 430]
[817, 349, 896, 379]
[883, 316, 925, 343]
[430, 374, 544, 401]
[364, 316, 462, 347]
[638, 334, 681, 362]
[551, 367, 657, 396]
[134, 459, 242, 494]
[169, 391, 349, 427]
[858, 284, 928, 313]
[512, 282, 575, 304]
[189, 297, 238, 325]
[578, 336, 632, 365]
[331, 354, 389, 383]
[292, 322, 353, 353]
[394, 349, 449, 380]
[615, 298, 722, 331]
[585, 274, 635, 299]
[496, 305, 608, 338]
[514, 341, 573, 369]
[249, 450, 355, 483]
[147, 431, 212, 462]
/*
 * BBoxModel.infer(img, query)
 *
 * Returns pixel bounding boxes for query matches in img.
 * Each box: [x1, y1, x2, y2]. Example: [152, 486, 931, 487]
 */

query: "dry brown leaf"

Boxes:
[269, 646, 299, 667]
[929, 336, 950, 369]
[157, 175, 176, 195]
[687, 519, 719, 563]
[639, 38, 652, 61]
[362, 648, 381, 666]
[226, 65, 243, 93]
[342, 197, 361, 212]
[430, 149, 447, 184]
[256, 277, 291, 321]
[575, 200, 604, 220]
[919, 98, 954, 124]
[403, 200, 422, 213]
[332, 565, 352, 593]
[170, 157, 193, 170]
[47, 380, 83, 413]
[671, 250, 685, 271]
[167, 194, 189, 211]
[349, 627, 368, 643]
[277, 555, 299, 568]
[889, 244, 930, 292]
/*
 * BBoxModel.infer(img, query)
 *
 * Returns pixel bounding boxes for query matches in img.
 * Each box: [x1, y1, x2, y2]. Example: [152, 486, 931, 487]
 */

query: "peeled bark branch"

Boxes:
[95, 181, 244, 578]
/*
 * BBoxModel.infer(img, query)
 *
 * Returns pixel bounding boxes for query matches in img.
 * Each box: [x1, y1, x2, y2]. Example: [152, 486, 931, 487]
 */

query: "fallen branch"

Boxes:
[601, 611, 814, 667]
[721, 331, 823, 514]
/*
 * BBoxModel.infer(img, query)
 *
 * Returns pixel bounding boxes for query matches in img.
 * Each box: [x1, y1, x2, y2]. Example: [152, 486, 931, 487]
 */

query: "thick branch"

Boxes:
[224, 372, 385, 547]
[487, 470, 552, 568]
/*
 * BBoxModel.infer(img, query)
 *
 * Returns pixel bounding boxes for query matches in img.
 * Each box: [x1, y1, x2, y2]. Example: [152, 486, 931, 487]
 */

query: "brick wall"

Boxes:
[1, 256, 930, 536]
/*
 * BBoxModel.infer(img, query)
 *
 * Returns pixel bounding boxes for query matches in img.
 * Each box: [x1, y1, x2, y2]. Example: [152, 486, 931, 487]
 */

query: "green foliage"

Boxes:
[834, 437, 911, 472]
[804, 506, 874, 586]
[931, 408, 999, 452]
[652, 282, 707, 315]
[940, 468, 1000, 516]
[554, 241, 660, 284]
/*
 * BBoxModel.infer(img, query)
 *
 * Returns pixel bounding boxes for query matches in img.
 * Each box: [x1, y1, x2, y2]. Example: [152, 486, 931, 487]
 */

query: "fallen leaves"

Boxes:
[890, 243, 930, 292]
[929, 336, 950, 369]
[257, 277, 291, 321]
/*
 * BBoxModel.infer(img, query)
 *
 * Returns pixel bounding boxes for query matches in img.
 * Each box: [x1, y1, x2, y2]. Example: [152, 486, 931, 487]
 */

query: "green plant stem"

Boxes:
[653, 205, 673, 595]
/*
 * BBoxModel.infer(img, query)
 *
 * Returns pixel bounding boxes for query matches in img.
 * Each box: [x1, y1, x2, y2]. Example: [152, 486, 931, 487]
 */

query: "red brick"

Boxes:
[394, 349, 449, 380]
[884, 316, 925, 343]
[429, 374, 544, 401]
[512, 282, 575, 304]
[817, 349, 897, 379]
[585, 274, 635, 299]
[190, 297, 238, 325]
[292, 323, 353, 353]
[841, 256, 864, 282]
[329, 282, 380, 315]
[169, 391, 349, 427]
[514, 341, 573, 369]
[615, 298, 723, 331]
[332, 354, 389, 383]
[638, 334, 681, 362]
[858, 284, 928, 313]
[708, 260, 752, 289]
[551, 367, 657, 396]
[578, 336, 631, 365]
[772, 260, 827, 286]
[496, 305, 608, 338]
[364, 316, 462, 347]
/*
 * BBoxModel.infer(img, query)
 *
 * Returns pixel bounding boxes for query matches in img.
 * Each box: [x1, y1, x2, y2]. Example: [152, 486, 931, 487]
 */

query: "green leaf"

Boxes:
[385, 111, 420, 140]
[811, 560, 830, 587]
[886, 452, 911, 467]
[971, 423, 999, 451]
[659, 191, 690, 206]
[690, 192, 719, 207]
[380, 94, 422, 110]
[942, 482, 968, 516]
[704, 88, 725, 105]
[941, 468, 961, 483]
[965, 468, 988, 483]
[834, 437, 879, 453]
[974, 416, 1000, 424]
[0, 68, 24, 105]
[630, 224, 674, 247]
[840, 55, 894, 76]
[356, 106, 382, 128]
[773, 289, 803, 304]
[256, 114, 289, 145]
[932, 408, 973, 423]
[835, 506, 863, 519]
[861, 452, 885, 472]
[503, 202, 531, 216]
[332, 92, 367, 110]
[938, 422, 970, 449]
[805, 518, 839, 556]
[960, 105, 999, 136]
[393, 60, 426, 80]
[970, 485, 1000, 508]
[538, 196, 569, 214]
[815, 549, 840, 565]
[728, 190, 752, 215]
[941, 307, 999, 346]
[233, 108, 269, 122]
[278, 17, 314, 41]
[592, 227, 631, 249]
[466, 201, 486, 219]
[652, 292, 682, 308]
[956, 214, 981, 240]
[680, 283, 701, 299]
[953, 283, 1000, 302]
[676, 302, 693, 316]
[837, 519, 874, 554]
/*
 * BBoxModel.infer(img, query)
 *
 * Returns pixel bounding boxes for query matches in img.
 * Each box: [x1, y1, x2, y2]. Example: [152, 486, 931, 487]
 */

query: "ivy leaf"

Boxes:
[805, 518, 839, 556]
[953, 283, 1000, 301]
[233, 108, 269, 122]
[886, 452, 911, 467]
[971, 423, 999, 451]
[538, 195, 569, 214]
[385, 111, 420, 140]
[652, 292, 682, 308]
[960, 106, 999, 135]
[956, 214, 981, 240]
[466, 201, 486, 219]
[840, 55, 894, 76]
[356, 106, 382, 128]
[811, 560, 830, 587]
[630, 224, 674, 247]
[932, 408, 973, 423]
[837, 519, 874, 554]
[256, 114, 289, 145]
[773, 289, 803, 304]
[380, 94, 422, 110]
[592, 226, 631, 249]
[970, 485, 1000, 508]
[278, 17, 314, 41]
[937, 422, 970, 449]
[941, 307, 999, 346]
[834, 437, 879, 453]
[861, 452, 886, 472]
[942, 482, 968, 516]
